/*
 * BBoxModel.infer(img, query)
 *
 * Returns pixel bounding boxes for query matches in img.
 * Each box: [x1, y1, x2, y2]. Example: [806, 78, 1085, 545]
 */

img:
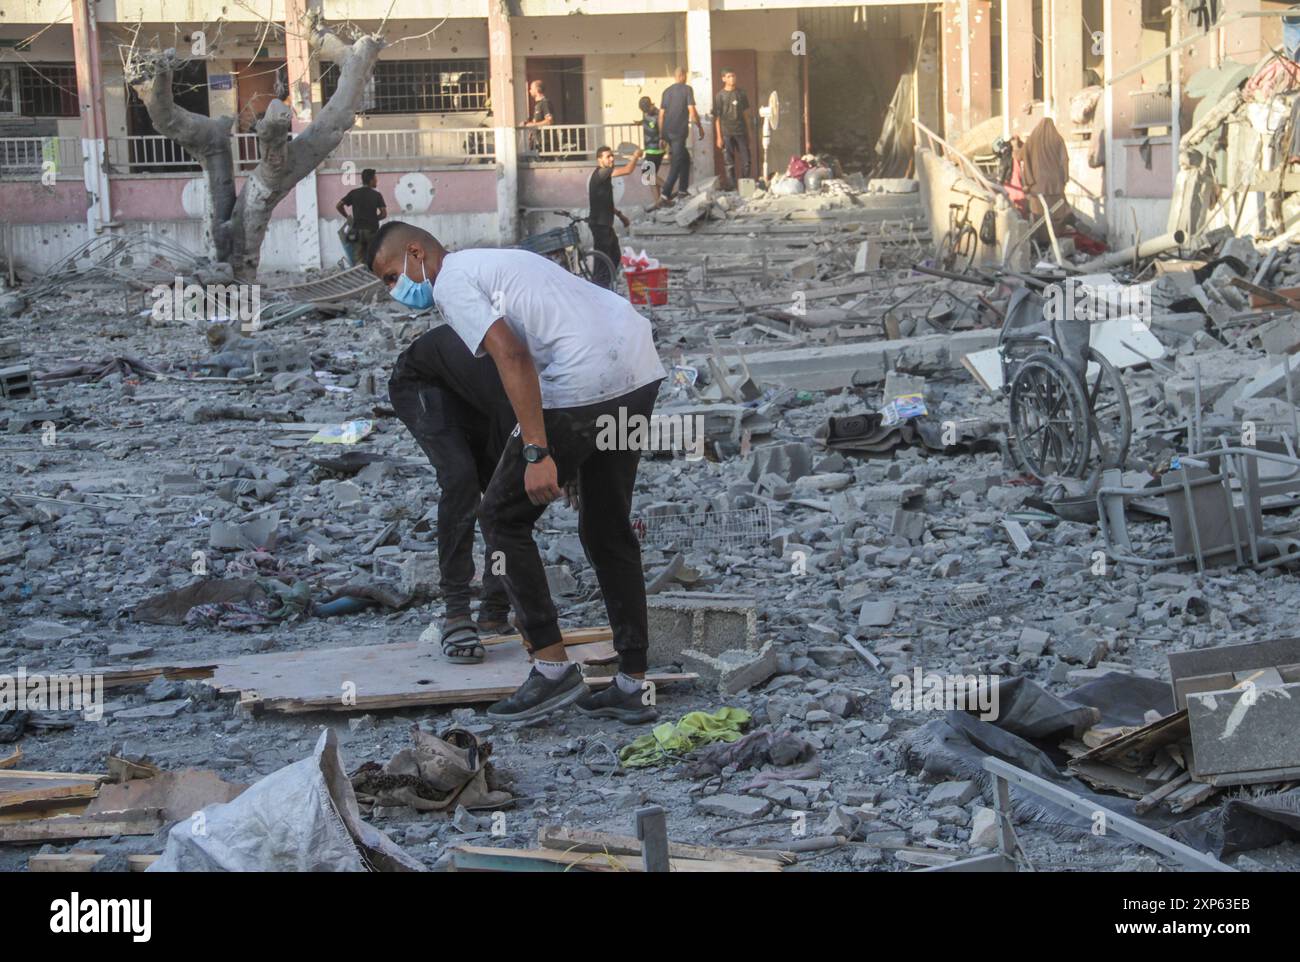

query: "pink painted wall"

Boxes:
[0, 181, 88, 223]
[520, 164, 655, 210]
[316, 168, 498, 216]
[1124, 142, 1172, 199]
[111, 177, 297, 222]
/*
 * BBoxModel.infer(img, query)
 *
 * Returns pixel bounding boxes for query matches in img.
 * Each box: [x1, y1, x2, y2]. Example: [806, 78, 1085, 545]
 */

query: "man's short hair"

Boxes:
[721, 68, 735, 77]
[366, 221, 413, 272]
[532, 79, 546, 93]
[361, 167, 377, 184]
[596, 145, 613, 157]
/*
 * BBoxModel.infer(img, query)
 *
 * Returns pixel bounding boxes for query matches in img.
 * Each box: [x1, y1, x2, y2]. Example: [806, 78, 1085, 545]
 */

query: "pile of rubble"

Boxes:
[3, 168, 1300, 873]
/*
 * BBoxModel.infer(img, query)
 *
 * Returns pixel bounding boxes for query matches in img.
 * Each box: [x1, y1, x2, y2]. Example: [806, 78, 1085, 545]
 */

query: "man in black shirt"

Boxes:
[659, 67, 704, 202]
[713, 70, 752, 190]
[336, 169, 387, 266]
[587, 144, 642, 288]
[388, 326, 519, 662]
[522, 79, 555, 154]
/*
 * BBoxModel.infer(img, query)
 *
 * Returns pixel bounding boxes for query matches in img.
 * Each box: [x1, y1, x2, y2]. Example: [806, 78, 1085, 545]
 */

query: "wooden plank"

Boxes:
[0, 771, 106, 812]
[29, 853, 159, 873]
[537, 825, 789, 869]
[448, 844, 765, 873]
[0, 810, 164, 843]
[0, 747, 21, 770]
[210, 638, 693, 714]
[1135, 771, 1192, 815]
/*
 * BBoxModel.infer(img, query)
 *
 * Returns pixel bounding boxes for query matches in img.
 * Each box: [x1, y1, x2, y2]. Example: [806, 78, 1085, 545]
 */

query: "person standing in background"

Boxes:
[713, 70, 751, 191]
[335, 169, 387, 266]
[638, 96, 666, 209]
[659, 67, 703, 203]
[522, 79, 555, 154]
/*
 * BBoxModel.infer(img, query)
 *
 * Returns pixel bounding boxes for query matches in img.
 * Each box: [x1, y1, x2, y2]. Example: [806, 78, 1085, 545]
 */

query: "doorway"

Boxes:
[234, 60, 287, 169]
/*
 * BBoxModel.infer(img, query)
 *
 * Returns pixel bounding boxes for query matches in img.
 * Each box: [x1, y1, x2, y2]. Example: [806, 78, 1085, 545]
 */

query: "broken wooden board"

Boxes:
[209, 637, 695, 715]
[0, 770, 106, 815]
[537, 825, 789, 869]
[1068, 710, 1190, 775]
[29, 853, 159, 873]
[95, 627, 614, 691]
[84, 769, 245, 822]
[448, 844, 769, 873]
[0, 747, 21, 770]
[0, 810, 164, 843]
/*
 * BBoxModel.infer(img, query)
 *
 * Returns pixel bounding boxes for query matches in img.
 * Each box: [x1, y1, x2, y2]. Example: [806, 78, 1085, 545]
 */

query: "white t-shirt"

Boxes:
[432, 248, 666, 409]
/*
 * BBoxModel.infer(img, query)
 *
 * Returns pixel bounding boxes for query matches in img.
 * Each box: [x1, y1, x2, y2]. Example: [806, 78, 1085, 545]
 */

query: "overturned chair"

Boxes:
[1097, 438, 1300, 573]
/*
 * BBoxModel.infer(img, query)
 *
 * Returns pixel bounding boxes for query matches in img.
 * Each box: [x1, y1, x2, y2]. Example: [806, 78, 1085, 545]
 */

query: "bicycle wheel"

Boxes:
[577, 249, 619, 291]
[937, 225, 978, 273]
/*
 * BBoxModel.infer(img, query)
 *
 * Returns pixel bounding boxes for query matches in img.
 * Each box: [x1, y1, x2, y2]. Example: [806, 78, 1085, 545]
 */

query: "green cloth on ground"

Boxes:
[619, 707, 751, 768]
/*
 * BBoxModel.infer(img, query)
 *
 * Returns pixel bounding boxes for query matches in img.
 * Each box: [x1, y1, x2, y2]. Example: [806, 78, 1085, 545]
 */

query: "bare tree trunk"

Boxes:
[130, 54, 237, 262]
[130, 16, 385, 281]
[229, 20, 383, 280]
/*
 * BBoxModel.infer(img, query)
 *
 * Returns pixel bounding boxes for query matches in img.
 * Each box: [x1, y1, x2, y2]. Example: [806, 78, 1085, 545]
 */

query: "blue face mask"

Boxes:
[390, 253, 433, 310]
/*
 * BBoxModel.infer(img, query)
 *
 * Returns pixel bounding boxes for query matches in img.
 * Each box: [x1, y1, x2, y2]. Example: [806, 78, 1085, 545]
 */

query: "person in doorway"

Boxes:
[588, 145, 642, 289]
[367, 222, 667, 725]
[638, 96, 666, 208]
[659, 67, 704, 202]
[336, 169, 387, 266]
[388, 326, 518, 662]
[522, 79, 555, 154]
[713, 69, 751, 190]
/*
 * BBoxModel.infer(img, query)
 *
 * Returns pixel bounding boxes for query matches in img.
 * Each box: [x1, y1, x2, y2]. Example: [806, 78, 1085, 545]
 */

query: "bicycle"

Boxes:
[516, 209, 620, 290]
[937, 187, 981, 273]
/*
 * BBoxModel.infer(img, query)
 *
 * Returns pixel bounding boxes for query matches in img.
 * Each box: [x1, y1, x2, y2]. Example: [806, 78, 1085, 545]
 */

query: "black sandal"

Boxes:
[441, 616, 485, 664]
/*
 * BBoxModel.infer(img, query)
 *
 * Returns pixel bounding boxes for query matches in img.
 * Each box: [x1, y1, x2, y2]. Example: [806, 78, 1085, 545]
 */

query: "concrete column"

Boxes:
[966, 0, 994, 132]
[1049, 0, 1083, 124]
[686, 0, 713, 188]
[1001, 0, 1035, 138]
[71, 0, 112, 235]
[941, 0, 964, 136]
[489, 1, 519, 245]
[285, 0, 321, 270]
[1103, 0, 1143, 242]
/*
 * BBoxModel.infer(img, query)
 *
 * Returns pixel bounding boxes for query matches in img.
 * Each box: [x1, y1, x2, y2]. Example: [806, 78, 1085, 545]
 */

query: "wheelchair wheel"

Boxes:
[1084, 347, 1132, 473]
[576, 249, 619, 291]
[1008, 352, 1092, 480]
[938, 224, 978, 273]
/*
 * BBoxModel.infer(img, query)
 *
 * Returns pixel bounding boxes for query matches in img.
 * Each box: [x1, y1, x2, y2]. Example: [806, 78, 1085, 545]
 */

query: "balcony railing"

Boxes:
[2, 123, 651, 181]
[0, 137, 82, 180]
[518, 123, 643, 161]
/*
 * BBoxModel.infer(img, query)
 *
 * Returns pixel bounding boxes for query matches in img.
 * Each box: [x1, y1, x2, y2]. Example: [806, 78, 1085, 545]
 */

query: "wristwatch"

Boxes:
[522, 443, 551, 464]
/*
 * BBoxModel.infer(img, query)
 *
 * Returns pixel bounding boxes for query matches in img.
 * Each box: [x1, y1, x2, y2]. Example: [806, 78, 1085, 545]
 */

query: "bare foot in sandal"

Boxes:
[441, 614, 485, 664]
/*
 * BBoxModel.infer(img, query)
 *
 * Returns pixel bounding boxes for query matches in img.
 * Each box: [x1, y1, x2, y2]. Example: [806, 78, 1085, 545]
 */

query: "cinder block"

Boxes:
[647, 593, 759, 666]
[252, 346, 311, 376]
[0, 363, 34, 400]
[682, 640, 777, 693]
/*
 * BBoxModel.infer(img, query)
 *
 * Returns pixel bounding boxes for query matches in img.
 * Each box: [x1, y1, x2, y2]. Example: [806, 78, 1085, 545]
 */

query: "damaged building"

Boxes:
[1, 0, 1300, 896]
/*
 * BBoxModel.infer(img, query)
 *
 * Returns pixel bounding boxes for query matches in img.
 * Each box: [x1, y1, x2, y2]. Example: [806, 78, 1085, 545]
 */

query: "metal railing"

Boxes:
[2, 126, 501, 181]
[323, 126, 495, 168]
[913, 119, 1004, 199]
[519, 122, 643, 161]
[0, 137, 82, 180]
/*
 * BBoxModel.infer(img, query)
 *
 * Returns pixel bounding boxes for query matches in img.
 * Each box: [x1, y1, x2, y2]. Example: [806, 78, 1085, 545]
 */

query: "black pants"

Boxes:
[478, 379, 662, 675]
[662, 133, 690, 198]
[389, 375, 510, 619]
[589, 223, 621, 290]
[721, 131, 751, 186]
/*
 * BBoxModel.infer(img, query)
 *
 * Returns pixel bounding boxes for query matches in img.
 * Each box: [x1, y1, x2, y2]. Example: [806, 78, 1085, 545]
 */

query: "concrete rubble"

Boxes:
[4, 167, 1300, 876]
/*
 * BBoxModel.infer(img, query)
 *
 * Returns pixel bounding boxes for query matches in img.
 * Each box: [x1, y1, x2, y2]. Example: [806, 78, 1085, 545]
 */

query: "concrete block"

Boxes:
[682, 640, 777, 694]
[925, 780, 978, 807]
[0, 362, 34, 400]
[696, 794, 771, 819]
[675, 190, 714, 228]
[252, 346, 311, 376]
[746, 441, 814, 483]
[858, 600, 896, 627]
[647, 593, 759, 667]
[969, 806, 999, 848]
